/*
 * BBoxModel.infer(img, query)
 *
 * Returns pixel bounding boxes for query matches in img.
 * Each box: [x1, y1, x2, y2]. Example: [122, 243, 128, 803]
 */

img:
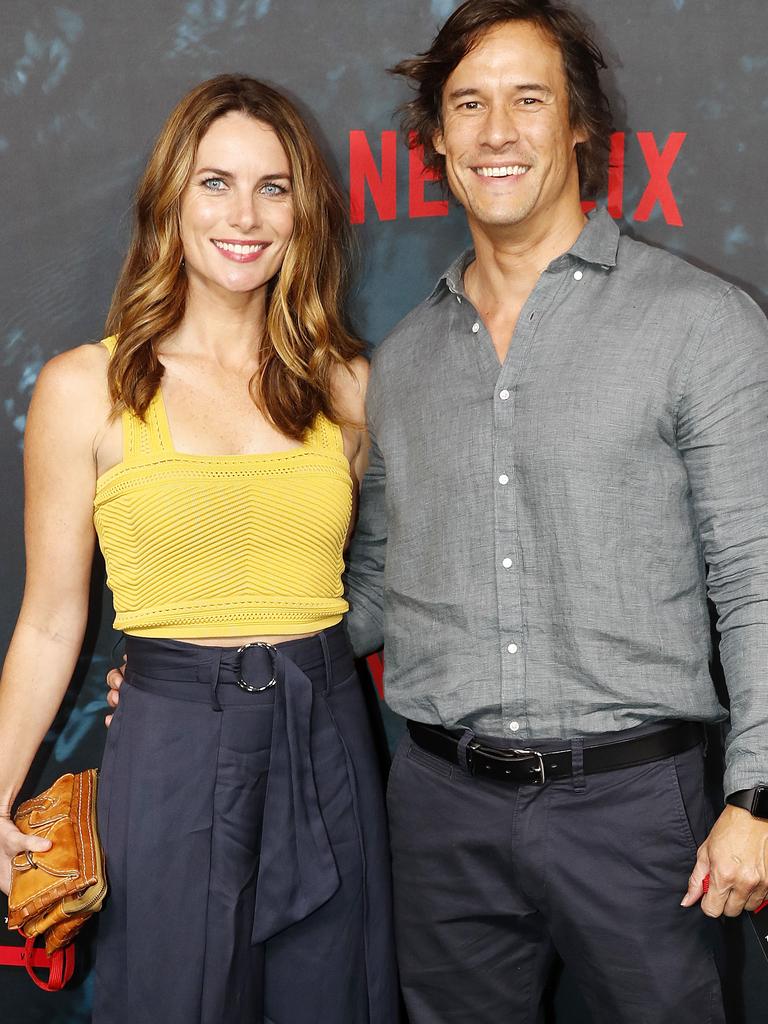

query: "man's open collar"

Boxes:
[428, 208, 621, 302]
[568, 208, 620, 269]
[428, 250, 474, 302]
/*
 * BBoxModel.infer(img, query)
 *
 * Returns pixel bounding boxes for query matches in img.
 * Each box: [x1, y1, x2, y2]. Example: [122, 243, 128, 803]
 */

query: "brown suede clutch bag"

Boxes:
[7, 770, 107, 966]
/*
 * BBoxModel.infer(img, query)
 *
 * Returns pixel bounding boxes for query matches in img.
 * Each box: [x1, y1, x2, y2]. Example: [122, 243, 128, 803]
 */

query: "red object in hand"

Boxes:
[702, 873, 768, 913]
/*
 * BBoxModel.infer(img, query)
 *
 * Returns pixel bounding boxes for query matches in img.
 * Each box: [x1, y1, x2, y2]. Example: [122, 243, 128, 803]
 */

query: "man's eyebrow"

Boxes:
[446, 83, 553, 100]
[446, 87, 482, 100]
[513, 83, 552, 94]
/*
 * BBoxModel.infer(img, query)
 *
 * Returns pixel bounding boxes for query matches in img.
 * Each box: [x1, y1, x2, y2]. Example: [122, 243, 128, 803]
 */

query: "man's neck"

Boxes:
[465, 205, 587, 313]
[462, 201, 587, 365]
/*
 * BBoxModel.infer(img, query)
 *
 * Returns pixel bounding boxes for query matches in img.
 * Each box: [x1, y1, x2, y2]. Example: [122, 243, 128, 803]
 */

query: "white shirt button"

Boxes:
[573, 269, 583, 281]
[499, 389, 510, 401]
[509, 721, 520, 732]
[471, 321, 480, 333]
[498, 473, 509, 485]
[502, 557, 513, 569]
[507, 642, 518, 654]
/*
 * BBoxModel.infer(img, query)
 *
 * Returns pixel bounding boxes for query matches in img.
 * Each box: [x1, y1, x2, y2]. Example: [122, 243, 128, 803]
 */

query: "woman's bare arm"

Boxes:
[0, 344, 107, 892]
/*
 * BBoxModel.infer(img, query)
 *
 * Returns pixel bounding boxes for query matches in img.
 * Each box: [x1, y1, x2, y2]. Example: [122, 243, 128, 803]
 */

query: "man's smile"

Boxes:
[472, 164, 530, 177]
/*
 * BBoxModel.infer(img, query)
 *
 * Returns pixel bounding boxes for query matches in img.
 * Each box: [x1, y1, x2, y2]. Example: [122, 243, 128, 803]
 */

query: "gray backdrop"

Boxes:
[1, 0, 766, 1020]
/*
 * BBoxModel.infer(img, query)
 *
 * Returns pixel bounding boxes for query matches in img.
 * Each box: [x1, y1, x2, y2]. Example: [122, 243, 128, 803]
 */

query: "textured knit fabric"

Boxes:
[94, 339, 352, 637]
[345, 209, 768, 796]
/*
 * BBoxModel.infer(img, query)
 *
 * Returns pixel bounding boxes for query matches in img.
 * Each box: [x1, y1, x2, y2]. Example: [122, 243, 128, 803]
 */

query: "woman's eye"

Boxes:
[202, 177, 226, 191]
[261, 182, 288, 196]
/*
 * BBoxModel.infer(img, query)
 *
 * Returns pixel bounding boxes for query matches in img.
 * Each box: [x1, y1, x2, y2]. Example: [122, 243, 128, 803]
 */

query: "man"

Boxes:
[344, 1, 768, 1021]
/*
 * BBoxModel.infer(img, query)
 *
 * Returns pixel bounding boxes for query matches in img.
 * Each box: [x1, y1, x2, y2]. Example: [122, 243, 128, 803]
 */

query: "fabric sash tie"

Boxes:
[122, 635, 341, 946]
[249, 646, 340, 943]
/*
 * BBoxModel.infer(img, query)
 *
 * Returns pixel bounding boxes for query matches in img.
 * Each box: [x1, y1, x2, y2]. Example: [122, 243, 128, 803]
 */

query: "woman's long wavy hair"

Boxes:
[105, 74, 361, 440]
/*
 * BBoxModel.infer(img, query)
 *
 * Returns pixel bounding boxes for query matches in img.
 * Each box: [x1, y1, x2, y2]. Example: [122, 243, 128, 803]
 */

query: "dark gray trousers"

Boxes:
[387, 723, 725, 1024]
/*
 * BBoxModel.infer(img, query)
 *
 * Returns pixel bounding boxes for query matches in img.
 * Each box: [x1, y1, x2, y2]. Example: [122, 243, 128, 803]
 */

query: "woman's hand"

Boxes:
[0, 815, 52, 896]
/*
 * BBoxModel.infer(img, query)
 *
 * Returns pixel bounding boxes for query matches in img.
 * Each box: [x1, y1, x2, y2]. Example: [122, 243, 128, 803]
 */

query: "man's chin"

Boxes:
[468, 203, 534, 231]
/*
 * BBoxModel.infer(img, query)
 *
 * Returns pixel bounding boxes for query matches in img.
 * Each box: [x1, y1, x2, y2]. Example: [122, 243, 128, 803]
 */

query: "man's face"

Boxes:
[434, 20, 586, 237]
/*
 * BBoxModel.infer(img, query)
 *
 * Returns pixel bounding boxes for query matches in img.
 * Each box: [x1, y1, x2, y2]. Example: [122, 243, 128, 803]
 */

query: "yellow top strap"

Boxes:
[100, 337, 168, 459]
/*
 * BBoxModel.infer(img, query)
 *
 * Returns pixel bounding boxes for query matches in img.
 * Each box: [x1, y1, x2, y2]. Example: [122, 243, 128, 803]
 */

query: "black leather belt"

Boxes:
[406, 719, 703, 785]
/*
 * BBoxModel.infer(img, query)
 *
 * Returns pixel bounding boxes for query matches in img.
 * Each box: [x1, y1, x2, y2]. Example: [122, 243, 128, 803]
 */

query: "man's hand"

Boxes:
[105, 655, 126, 727]
[682, 804, 768, 916]
[0, 816, 52, 896]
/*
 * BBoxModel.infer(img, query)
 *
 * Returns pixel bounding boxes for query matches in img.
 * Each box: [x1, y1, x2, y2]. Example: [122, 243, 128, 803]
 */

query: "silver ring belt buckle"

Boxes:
[235, 641, 278, 692]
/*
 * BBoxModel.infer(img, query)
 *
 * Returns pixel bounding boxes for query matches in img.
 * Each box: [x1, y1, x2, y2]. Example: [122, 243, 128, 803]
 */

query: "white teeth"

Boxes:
[213, 241, 266, 254]
[475, 165, 529, 177]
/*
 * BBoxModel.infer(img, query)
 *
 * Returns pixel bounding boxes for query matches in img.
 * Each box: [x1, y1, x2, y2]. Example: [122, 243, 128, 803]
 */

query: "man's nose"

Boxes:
[479, 104, 521, 149]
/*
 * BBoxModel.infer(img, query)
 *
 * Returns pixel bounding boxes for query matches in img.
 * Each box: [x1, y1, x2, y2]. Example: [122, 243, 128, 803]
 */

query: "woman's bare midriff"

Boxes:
[176, 630, 322, 648]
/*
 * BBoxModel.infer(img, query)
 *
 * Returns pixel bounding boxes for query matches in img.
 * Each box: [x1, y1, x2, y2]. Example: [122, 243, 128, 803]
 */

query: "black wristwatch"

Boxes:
[725, 786, 768, 819]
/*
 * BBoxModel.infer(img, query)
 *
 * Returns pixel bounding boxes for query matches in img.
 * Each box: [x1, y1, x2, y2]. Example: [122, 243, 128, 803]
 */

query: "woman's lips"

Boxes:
[211, 239, 270, 262]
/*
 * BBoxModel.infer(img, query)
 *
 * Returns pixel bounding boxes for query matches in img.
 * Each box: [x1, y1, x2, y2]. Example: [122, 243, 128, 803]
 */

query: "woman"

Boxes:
[0, 75, 397, 1023]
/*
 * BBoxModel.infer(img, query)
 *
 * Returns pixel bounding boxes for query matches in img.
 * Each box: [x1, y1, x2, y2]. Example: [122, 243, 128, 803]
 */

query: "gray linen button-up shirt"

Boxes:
[345, 210, 768, 795]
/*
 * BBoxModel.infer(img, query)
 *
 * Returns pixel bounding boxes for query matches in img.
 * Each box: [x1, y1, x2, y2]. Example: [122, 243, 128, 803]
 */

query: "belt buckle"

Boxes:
[512, 748, 546, 784]
[467, 741, 548, 784]
[236, 642, 278, 692]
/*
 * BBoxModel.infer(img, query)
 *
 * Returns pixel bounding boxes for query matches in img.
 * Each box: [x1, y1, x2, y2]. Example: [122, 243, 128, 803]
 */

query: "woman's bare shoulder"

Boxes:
[30, 341, 111, 433]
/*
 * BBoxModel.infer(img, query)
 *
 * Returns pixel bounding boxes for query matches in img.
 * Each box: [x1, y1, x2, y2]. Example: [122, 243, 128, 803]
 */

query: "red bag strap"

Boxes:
[23, 936, 75, 992]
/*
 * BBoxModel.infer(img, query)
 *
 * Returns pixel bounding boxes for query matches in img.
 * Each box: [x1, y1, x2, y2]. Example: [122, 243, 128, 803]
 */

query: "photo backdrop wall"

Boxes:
[1, 1, 766, 1020]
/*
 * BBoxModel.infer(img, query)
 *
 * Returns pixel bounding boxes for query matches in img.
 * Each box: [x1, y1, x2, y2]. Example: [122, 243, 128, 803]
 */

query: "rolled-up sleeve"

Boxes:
[677, 286, 768, 794]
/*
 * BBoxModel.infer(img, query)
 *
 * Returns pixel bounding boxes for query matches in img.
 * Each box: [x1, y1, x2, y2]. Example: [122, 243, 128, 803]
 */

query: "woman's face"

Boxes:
[179, 111, 294, 298]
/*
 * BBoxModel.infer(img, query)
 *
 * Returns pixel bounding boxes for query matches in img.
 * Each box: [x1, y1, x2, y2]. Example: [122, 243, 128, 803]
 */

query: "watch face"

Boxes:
[751, 787, 768, 818]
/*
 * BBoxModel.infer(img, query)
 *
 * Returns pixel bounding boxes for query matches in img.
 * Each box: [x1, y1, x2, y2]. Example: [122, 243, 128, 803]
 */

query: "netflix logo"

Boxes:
[349, 130, 687, 228]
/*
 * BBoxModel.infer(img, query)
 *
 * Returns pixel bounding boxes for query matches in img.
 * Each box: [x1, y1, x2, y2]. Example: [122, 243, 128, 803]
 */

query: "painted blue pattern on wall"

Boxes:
[170, 0, 273, 55]
[3, 7, 83, 96]
[430, 0, 458, 19]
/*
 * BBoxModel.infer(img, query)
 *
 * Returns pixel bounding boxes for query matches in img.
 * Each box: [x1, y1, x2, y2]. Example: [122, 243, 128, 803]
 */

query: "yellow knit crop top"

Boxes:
[93, 339, 352, 638]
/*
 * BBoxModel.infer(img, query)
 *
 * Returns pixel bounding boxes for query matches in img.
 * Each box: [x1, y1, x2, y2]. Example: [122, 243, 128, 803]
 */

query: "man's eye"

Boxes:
[460, 101, 481, 110]
[521, 97, 542, 106]
[202, 177, 226, 191]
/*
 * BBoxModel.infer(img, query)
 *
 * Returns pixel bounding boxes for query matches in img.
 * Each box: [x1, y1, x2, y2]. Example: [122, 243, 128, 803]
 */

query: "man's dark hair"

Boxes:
[390, 0, 613, 198]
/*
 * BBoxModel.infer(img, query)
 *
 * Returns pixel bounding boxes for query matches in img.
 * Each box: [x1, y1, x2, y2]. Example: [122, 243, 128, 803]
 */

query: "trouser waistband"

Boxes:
[407, 719, 704, 785]
[124, 622, 352, 709]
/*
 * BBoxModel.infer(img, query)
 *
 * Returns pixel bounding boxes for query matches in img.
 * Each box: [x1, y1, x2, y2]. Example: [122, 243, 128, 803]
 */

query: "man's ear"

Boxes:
[433, 128, 446, 156]
[573, 123, 589, 147]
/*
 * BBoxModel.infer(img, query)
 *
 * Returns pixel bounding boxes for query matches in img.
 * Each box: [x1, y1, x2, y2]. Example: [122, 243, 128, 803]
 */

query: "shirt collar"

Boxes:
[429, 249, 474, 301]
[567, 207, 620, 269]
[428, 208, 621, 301]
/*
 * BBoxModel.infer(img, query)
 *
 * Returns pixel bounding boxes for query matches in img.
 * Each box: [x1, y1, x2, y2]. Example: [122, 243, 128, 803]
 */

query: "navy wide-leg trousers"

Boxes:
[93, 625, 398, 1024]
